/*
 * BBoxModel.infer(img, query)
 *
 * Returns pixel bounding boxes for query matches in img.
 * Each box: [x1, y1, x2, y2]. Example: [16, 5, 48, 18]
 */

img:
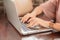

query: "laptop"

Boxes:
[4, 0, 53, 35]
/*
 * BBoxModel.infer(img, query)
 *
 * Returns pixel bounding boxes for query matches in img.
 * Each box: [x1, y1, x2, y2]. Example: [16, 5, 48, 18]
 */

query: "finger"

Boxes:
[22, 17, 28, 23]
[21, 16, 28, 23]
[28, 17, 35, 23]
[21, 16, 25, 23]
[27, 18, 33, 23]
[27, 20, 35, 27]
[21, 14, 30, 23]
[27, 23, 34, 28]
[30, 23, 40, 30]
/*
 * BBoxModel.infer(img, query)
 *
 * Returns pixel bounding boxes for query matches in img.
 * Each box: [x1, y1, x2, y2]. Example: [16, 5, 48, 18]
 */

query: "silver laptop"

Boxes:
[4, 0, 53, 35]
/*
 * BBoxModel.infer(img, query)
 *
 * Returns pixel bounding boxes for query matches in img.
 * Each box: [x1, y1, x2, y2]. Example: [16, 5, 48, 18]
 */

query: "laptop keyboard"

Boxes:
[21, 22, 32, 31]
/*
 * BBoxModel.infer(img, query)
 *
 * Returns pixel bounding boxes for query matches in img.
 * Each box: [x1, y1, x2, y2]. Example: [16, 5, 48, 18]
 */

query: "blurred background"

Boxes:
[0, 0, 48, 16]
[0, 0, 4, 17]
[32, 0, 48, 8]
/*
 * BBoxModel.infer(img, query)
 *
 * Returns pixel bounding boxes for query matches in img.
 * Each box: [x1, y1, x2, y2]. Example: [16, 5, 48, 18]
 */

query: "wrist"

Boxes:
[31, 12, 37, 16]
[49, 22, 54, 28]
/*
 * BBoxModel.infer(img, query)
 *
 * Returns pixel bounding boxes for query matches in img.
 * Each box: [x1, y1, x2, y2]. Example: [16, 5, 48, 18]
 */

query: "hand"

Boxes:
[27, 17, 41, 28]
[21, 13, 36, 23]
[27, 17, 50, 28]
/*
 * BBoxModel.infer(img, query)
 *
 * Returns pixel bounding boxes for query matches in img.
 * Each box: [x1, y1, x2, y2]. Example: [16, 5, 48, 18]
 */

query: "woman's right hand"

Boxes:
[21, 13, 36, 23]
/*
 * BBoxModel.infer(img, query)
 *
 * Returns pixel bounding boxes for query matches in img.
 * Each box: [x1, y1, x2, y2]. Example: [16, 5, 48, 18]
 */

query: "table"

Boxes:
[0, 14, 60, 40]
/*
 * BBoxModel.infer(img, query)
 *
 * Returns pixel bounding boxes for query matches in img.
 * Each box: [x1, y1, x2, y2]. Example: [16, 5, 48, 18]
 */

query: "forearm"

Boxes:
[31, 6, 43, 16]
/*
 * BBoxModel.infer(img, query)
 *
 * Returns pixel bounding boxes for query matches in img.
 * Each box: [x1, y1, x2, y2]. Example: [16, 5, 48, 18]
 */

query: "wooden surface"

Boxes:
[0, 14, 60, 40]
